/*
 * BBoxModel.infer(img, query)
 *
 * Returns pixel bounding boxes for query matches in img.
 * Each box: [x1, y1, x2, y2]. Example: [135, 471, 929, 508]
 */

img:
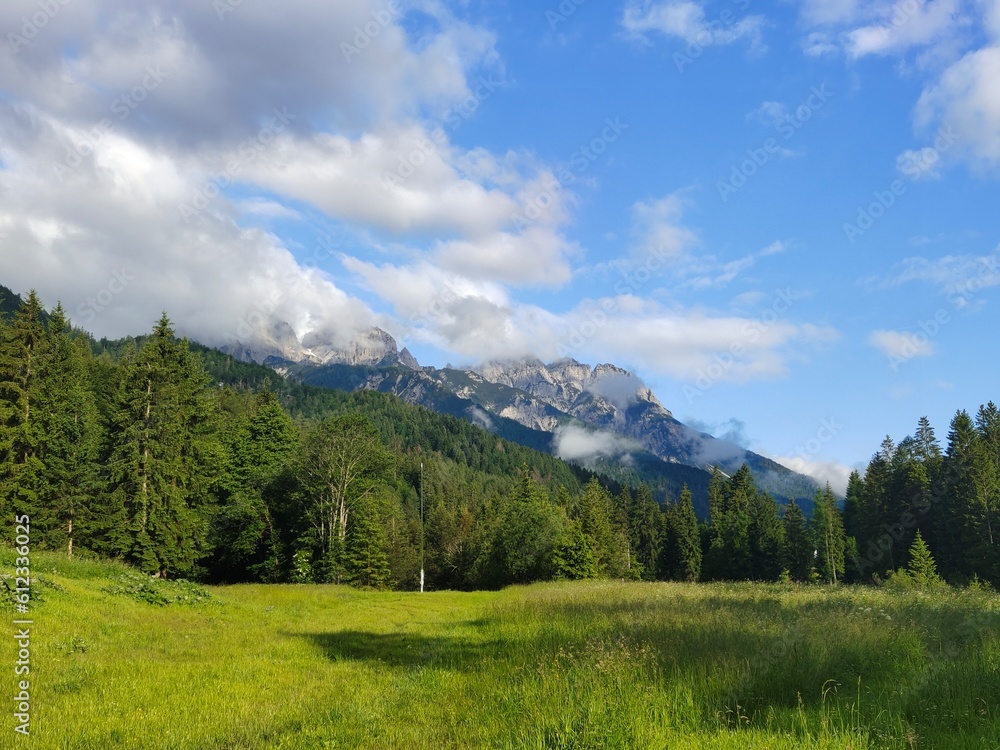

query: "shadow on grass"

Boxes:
[297, 629, 503, 672]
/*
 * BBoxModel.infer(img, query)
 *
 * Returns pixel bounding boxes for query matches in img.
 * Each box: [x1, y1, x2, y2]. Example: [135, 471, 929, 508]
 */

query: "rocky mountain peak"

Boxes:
[221, 324, 419, 370]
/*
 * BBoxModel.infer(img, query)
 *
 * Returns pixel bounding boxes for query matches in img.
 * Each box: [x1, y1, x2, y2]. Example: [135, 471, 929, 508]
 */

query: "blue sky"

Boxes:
[1, 0, 998, 490]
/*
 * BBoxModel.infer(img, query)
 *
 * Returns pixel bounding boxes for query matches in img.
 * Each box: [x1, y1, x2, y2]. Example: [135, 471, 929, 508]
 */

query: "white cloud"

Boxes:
[844, 0, 962, 59]
[895, 147, 947, 180]
[868, 329, 936, 358]
[553, 424, 639, 462]
[621, 0, 764, 49]
[0, 109, 373, 346]
[915, 45, 1000, 171]
[629, 193, 699, 261]
[767, 456, 852, 495]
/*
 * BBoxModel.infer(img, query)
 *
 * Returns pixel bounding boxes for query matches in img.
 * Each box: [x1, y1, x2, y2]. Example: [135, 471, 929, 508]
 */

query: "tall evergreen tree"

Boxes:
[628, 483, 662, 580]
[210, 390, 297, 581]
[102, 315, 219, 577]
[344, 508, 392, 589]
[748, 490, 784, 581]
[0, 291, 48, 530]
[906, 530, 943, 588]
[33, 305, 102, 555]
[662, 484, 701, 582]
[936, 410, 990, 581]
[782, 500, 813, 582]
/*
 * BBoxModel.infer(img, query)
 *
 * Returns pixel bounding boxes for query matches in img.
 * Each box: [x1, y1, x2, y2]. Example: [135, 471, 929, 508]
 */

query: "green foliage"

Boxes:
[101, 314, 220, 577]
[906, 530, 944, 588]
[662, 484, 702, 582]
[551, 522, 599, 580]
[782, 500, 813, 583]
[104, 570, 212, 606]
[344, 511, 392, 589]
[811, 483, 846, 584]
[12, 548, 1000, 749]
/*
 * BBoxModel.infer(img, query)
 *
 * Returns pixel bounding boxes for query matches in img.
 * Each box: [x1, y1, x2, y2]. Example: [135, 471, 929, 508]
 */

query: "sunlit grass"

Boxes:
[2, 548, 998, 748]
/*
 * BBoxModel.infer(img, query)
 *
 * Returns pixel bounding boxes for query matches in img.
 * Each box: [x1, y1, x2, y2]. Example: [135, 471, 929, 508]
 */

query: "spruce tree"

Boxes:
[748, 490, 784, 581]
[344, 510, 391, 589]
[211, 390, 297, 581]
[33, 304, 102, 555]
[102, 315, 219, 577]
[0, 291, 48, 530]
[663, 485, 701, 582]
[628, 483, 662, 580]
[906, 530, 942, 587]
[782, 500, 813, 582]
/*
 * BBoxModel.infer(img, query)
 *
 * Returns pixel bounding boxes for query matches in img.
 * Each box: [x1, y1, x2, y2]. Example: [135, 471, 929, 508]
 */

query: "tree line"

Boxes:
[1, 290, 994, 589]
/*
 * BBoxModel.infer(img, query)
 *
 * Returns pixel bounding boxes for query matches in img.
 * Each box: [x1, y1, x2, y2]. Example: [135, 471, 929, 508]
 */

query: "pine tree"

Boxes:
[0, 291, 48, 530]
[210, 390, 297, 581]
[33, 304, 102, 555]
[748, 490, 785, 581]
[102, 315, 219, 577]
[576, 478, 627, 577]
[782, 500, 813, 582]
[628, 484, 662, 580]
[662, 485, 701, 582]
[344, 511, 391, 589]
[937, 410, 990, 581]
[906, 531, 943, 587]
[703, 467, 733, 580]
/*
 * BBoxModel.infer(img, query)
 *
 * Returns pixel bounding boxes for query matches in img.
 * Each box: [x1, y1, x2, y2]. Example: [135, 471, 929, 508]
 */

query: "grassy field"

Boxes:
[2, 549, 999, 749]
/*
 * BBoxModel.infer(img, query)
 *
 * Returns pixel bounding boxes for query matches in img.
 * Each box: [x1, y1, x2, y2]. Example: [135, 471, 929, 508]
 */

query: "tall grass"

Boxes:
[2, 550, 998, 748]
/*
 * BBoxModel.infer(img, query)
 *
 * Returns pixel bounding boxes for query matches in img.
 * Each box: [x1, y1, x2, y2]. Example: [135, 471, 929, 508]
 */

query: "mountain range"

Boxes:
[221, 325, 820, 506]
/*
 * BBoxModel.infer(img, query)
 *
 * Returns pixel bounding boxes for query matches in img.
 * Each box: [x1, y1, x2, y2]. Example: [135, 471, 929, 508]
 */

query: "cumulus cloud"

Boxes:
[915, 45, 1000, 171]
[0, 0, 582, 350]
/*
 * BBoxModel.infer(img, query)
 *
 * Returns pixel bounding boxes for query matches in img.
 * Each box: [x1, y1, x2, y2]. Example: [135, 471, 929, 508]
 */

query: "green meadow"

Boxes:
[3, 549, 999, 749]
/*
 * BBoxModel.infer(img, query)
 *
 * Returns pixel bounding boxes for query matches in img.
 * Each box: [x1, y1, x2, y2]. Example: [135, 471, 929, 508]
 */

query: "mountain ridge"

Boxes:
[230, 324, 819, 503]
